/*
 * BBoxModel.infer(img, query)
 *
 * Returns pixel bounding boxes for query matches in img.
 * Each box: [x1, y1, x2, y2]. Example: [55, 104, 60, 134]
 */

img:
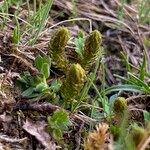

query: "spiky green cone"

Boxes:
[113, 97, 127, 115]
[81, 30, 102, 70]
[61, 63, 86, 101]
[48, 27, 69, 72]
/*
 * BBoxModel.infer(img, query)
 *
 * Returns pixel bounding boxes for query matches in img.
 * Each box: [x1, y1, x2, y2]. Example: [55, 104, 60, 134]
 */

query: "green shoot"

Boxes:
[30, 0, 53, 45]
[16, 55, 62, 98]
[120, 51, 131, 73]
[72, 50, 102, 112]
[139, 51, 147, 81]
[12, 14, 21, 44]
[47, 109, 72, 140]
[74, 30, 85, 58]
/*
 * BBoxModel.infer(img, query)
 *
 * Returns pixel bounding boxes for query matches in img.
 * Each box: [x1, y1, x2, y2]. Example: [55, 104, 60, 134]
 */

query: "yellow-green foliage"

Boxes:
[48, 28, 102, 103]
[130, 125, 148, 147]
[48, 28, 102, 73]
[61, 63, 86, 101]
[81, 30, 102, 70]
[48, 27, 69, 71]
[113, 97, 127, 115]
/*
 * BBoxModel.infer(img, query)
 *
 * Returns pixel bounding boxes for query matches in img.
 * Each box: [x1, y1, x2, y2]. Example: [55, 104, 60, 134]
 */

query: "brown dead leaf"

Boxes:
[23, 119, 56, 150]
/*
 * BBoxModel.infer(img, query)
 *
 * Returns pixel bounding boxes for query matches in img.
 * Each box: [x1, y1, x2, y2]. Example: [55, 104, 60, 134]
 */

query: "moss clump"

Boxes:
[80, 30, 102, 70]
[48, 27, 69, 71]
[61, 63, 86, 101]
[113, 97, 127, 115]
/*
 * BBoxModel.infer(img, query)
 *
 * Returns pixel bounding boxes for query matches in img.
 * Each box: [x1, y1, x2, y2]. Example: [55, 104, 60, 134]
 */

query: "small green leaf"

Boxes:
[32, 76, 43, 85]
[50, 79, 62, 92]
[51, 109, 68, 123]
[47, 109, 71, 130]
[21, 87, 34, 97]
[47, 109, 71, 140]
[16, 77, 28, 85]
[58, 119, 72, 130]
[47, 116, 56, 128]
[41, 63, 50, 79]
[52, 128, 62, 140]
[34, 82, 48, 92]
[23, 71, 31, 76]
[74, 37, 85, 58]
[20, 71, 31, 84]
[140, 52, 146, 81]
[43, 56, 51, 65]
[78, 30, 84, 38]
[16, 71, 32, 90]
[35, 55, 43, 72]
[15, 78, 29, 90]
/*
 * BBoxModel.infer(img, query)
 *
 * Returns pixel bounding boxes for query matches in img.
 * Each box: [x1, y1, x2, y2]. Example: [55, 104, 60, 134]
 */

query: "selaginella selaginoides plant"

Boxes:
[61, 63, 86, 102]
[80, 30, 102, 70]
[48, 27, 102, 74]
[48, 27, 69, 72]
[48, 27, 102, 107]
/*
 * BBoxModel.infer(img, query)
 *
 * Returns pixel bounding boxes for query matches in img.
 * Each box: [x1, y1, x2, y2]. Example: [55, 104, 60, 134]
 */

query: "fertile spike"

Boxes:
[61, 63, 86, 101]
[81, 30, 102, 70]
[113, 97, 127, 115]
[48, 27, 69, 71]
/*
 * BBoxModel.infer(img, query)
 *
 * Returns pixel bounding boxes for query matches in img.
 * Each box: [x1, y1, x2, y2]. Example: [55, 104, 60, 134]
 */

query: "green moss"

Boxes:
[48, 27, 69, 71]
[81, 30, 102, 70]
[61, 63, 86, 101]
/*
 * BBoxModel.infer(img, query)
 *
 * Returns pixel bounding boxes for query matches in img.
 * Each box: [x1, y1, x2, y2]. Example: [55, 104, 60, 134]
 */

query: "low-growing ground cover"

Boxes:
[0, 0, 150, 149]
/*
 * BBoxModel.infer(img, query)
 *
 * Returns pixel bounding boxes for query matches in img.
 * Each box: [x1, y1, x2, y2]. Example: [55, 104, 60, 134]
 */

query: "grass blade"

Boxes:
[139, 51, 146, 81]
[120, 51, 131, 73]
[31, 0, 53, 45]
[104, 84, 145, 94]
[128, 72, 150, 93]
